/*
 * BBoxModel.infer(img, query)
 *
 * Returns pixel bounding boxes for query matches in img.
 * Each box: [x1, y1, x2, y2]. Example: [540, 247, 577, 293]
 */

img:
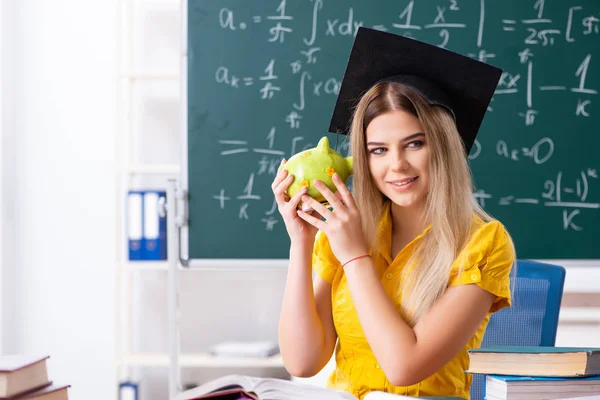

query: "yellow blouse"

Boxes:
[312, 202, 515, 400]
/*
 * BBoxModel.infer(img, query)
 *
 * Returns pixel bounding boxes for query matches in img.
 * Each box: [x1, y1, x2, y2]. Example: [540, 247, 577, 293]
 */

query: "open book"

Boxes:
[175, 375, 465, 400]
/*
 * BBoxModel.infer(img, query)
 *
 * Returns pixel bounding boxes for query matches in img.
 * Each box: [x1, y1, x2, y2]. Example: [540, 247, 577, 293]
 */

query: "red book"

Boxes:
[12, 383, 70, 400]
[0, 355, 50, 399]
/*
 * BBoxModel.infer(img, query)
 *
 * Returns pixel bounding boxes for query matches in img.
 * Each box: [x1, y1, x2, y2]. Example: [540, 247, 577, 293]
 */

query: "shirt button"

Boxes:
[386, 273, 393, 280]
[470, 273, 478, 281]
[375, 364, 380, 369]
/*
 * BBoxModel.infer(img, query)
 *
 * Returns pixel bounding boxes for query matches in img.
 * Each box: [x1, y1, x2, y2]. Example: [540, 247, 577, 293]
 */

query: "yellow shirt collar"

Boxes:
[375, 201, 432, 264]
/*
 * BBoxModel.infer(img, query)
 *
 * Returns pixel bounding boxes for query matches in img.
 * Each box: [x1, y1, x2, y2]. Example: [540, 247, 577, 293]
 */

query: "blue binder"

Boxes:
[127, 190, 167, 261]
[127, 192, 143, 260]
[143, 191, 167, 260]
[118, 381, 139, 400]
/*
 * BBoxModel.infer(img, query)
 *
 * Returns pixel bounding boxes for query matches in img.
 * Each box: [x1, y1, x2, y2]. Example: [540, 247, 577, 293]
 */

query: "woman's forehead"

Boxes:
[366, 111, 424, 141]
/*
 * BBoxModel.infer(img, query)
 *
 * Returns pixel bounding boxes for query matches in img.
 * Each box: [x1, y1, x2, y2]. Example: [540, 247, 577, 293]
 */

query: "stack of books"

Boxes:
[466, 346, 600, 400]
[0, 355, 70, 399]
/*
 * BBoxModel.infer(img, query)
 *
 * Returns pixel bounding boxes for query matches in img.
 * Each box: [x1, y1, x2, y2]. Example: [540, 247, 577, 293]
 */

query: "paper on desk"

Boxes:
[209, 341, 280, 358]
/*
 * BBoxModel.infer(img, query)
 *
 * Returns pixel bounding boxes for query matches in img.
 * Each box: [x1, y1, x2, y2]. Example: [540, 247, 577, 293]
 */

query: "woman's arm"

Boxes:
[343, 259, 494, 386]
[296, 175, 501, 385]
[278, 241, 337, 377]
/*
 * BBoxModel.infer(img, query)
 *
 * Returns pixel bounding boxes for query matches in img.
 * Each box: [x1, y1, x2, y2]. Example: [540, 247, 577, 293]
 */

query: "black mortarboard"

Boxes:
[328, 27, 503, 154]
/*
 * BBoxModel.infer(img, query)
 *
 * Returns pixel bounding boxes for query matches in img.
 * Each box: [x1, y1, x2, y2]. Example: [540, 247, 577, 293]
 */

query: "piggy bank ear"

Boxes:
[316, 136, 330, 153]
[345, 156, 353, 174]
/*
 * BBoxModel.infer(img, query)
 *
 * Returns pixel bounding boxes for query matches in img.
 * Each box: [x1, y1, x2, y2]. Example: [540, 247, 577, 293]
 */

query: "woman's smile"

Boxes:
[388, 176, 419, 190]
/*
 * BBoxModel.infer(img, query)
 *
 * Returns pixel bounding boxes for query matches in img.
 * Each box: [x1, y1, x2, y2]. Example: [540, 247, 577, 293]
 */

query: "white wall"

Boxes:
[1, 0, 5, 356]
[4, 1, 117, 399]
[2, 2, 598, 400]
[1, 0, 18, 357]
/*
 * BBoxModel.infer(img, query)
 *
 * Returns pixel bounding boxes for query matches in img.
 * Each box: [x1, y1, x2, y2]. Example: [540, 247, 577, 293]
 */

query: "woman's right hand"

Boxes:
[272, 159, 320, 244]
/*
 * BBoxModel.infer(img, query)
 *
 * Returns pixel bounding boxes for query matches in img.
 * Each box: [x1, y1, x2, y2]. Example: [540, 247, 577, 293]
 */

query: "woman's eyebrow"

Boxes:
[366, 141, 386, 146]
[366, 132, 425, 146]
[401, 132, 425, 142]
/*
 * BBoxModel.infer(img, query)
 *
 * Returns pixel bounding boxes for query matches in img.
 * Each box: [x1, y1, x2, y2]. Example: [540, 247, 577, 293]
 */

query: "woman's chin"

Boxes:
[387, 193, 424, 209]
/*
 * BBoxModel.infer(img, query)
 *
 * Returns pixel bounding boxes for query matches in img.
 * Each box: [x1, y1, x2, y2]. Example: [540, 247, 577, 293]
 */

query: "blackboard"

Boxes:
[184, 0, 599, 260]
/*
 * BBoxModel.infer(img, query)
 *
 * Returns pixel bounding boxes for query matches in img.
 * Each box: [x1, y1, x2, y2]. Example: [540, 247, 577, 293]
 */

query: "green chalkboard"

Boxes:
[185, 0, 600, 260]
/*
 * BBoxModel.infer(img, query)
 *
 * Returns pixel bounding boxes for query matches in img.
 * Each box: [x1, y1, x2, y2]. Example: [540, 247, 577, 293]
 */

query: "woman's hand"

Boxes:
[296, 173, 369, 264]
[271, 159, 321, 244]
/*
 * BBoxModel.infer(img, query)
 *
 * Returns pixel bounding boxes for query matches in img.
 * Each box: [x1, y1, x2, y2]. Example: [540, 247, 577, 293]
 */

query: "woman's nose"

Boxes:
[391, 153, 410, 172]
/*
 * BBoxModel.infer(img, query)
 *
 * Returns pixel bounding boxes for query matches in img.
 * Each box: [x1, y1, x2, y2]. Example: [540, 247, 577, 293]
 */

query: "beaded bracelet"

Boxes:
[342, 254, 371, 268]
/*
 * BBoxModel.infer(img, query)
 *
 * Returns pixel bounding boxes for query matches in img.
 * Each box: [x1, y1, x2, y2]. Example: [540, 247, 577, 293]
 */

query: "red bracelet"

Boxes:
[342, 254, 371, 268]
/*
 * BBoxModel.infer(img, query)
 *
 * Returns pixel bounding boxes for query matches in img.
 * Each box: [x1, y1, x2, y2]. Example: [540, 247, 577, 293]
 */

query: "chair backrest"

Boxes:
[470, 259, 566, 400]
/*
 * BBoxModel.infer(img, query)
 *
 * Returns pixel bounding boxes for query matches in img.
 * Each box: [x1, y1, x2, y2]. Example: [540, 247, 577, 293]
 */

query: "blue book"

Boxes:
[127, 192, 143, 260]
[142, 190, 167, 260]
[119, 381, 139, 400]
[486, 375, 600, 400]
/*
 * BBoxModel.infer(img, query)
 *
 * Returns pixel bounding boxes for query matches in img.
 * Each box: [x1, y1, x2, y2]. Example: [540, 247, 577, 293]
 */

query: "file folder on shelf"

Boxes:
[127, 190, 167, 261]
[127, 192, 143, 260]
[143, 191, 167, 260]
[118, 381, 139, 400]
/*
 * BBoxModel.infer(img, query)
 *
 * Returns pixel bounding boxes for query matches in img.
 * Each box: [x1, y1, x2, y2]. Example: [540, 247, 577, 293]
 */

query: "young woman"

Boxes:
[273, 28, 516, 399]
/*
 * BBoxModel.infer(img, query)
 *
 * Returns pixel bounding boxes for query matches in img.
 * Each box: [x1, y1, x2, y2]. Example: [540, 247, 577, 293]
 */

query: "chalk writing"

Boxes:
[194, 0, 599, 240]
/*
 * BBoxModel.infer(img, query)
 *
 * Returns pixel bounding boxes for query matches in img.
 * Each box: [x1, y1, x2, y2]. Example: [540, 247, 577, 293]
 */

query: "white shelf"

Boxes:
[118, 262, 170, 271]
[117, 262, 200, 271]
[119, 352, 286, 368]
[559, 307, 600, 322]
[121, 164, 180, 175]
[140, 0, 180, 9]
[119, 71, 179, 81]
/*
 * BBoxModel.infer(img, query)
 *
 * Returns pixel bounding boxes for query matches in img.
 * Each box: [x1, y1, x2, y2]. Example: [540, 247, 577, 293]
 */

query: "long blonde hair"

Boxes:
[349, 81, 513, 326]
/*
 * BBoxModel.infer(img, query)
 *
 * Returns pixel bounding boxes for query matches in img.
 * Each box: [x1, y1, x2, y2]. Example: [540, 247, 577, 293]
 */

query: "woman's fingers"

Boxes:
[297, 208, 325, 230]
[271, 159, 288, 190]
[301, 195, 333, 219]
[272, 171, 294, 205]
[332, 173, 356, 210]
[271, 164, 288, 190]
[287, 185, 307, 211]
[313, 179, 344, 210]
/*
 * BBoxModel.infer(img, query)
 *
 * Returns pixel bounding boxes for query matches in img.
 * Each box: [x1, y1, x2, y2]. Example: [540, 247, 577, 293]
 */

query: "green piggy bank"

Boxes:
[279, 136, 353, 204]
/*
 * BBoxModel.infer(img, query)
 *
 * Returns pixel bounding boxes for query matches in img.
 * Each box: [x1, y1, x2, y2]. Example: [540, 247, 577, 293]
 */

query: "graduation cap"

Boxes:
[328, 27, 503, 154]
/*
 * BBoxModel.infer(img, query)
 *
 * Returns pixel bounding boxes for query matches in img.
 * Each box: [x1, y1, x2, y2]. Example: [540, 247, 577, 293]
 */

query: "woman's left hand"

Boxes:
[297, 173, 369, 264]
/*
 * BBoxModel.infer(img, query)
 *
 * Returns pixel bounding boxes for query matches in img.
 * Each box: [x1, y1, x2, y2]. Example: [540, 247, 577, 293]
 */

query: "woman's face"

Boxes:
[366, 110, 430, 210]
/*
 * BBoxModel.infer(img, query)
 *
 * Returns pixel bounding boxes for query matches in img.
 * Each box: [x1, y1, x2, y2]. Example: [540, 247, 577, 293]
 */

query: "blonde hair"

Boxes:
[349, 81, 515, 326]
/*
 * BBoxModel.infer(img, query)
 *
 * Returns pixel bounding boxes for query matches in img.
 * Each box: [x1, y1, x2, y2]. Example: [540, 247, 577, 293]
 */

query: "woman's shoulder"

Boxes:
[449, 215, 515, 312]
[456, 215, 515, 269]
[469, 215, 510, 245]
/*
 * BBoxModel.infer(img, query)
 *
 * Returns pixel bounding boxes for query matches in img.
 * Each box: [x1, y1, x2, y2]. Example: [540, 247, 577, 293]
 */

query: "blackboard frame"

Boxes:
[179, 0, 600, 265]
[179, 0, 289, 268]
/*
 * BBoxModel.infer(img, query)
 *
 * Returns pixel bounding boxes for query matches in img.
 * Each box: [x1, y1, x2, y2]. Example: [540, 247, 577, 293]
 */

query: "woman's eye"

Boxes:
[407, 140, 424, 149]
[369, 147, 386, 155]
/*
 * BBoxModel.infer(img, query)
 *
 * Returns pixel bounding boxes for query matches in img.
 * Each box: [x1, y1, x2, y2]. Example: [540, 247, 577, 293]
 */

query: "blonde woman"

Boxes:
[273, 28, 515, 399]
